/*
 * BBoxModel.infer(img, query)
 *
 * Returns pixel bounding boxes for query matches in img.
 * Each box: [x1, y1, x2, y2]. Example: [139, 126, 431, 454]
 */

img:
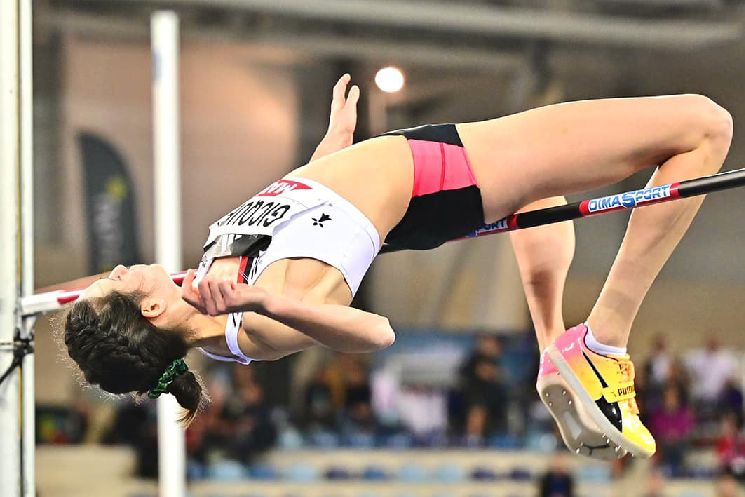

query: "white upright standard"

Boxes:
[0, 2, 22, 496]
[19, 0, 36, 494]
[152, 11, 187, 497]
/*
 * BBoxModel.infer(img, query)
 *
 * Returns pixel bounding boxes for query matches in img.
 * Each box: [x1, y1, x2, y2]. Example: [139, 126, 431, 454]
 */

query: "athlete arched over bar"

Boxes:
[58, 75, 734, 460]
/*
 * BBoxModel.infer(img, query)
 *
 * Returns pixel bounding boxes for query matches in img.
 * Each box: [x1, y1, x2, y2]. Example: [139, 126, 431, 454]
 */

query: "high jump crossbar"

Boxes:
[18, 165, 745, 317]
[382, 165, 745, 252]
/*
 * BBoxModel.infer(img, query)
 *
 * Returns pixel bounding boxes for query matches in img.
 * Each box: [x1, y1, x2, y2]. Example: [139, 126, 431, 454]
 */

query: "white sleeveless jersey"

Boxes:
[195, 177, 381, 364]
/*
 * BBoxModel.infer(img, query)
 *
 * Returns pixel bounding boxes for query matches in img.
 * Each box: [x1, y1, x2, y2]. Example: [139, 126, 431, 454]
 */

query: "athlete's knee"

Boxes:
[684, 94, 733, 151]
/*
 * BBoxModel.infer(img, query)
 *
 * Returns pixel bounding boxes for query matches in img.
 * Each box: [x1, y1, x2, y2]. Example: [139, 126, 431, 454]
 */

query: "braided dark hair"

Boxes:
[64, 291, 208, 424]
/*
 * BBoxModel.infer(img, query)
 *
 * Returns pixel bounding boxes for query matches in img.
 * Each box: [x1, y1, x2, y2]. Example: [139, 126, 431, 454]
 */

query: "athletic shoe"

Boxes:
[536, 323, 656, 459]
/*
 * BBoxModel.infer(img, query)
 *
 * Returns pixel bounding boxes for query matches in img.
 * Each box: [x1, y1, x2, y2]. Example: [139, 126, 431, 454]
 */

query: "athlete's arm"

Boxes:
[310, 74, 360, 161]
[182, 270, 395, 355]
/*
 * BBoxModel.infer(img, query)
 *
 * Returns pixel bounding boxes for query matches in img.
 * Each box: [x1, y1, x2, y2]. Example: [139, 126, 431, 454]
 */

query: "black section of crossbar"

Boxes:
[380, 167, 745, 254]
[510, 203, 580, 230]
[678, 167, 745, 197]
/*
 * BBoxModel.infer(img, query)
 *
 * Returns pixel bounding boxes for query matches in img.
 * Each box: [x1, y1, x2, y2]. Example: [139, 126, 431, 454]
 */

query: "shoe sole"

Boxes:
[536, 373, 626, 460]
[538, 345, 654, 459]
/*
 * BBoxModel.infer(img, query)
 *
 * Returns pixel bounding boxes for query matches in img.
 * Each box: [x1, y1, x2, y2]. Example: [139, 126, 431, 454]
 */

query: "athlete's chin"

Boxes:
[151, 264, 178, 286]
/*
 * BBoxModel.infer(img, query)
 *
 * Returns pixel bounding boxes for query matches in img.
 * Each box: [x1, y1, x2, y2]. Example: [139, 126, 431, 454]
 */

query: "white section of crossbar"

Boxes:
[152, 11, 187, 497]
[20, 293, 65, 317]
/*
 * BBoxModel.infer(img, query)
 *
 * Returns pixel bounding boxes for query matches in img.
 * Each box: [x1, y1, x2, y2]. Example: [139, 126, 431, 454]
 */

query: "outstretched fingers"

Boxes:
[181, 270, 267, 316]
[181, 269, 207, 314]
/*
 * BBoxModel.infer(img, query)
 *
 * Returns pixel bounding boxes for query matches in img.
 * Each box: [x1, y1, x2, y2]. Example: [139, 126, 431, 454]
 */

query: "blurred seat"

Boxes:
[247, 463, 280, 480]
[525, 432, 559, 452]
[277, 427, 305, 449]
[470, 466, 500, 480]
[398, 463, 428, 482]
[378, 432, 414, 449]
[306, 430, 340, 448]
[284, 462, 320, 482]
[361, 465, 390, 481]
[432, 463, 466, 483]
[186, 460, 206, 480]
[508, 466, 533, 481]
[344, 432, 376, 449]
[324, 465, 354, 480]
[486, 433, 522, 449]
[206, 459, 246, 481]
[576, 464, 611, 483]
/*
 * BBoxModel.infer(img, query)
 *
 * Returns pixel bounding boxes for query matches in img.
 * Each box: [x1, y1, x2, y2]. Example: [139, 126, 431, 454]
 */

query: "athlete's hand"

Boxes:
[327, 73, 360, 138]
[181, 269, 268, 316]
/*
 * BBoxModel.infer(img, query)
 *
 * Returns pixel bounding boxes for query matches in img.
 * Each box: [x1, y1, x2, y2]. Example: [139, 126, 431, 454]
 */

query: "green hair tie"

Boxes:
[148, 358, 189, 399]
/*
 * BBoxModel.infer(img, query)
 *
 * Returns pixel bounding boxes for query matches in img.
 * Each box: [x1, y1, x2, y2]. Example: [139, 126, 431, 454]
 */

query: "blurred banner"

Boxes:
[79, 132, 142, 274]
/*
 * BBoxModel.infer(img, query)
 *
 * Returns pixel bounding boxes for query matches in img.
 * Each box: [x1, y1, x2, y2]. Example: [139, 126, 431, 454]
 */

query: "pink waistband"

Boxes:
[408, 139, 478, 197]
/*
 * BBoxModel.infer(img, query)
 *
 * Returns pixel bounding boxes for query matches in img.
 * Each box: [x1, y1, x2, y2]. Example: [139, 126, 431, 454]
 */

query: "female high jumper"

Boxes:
[62, 74, 733, 460]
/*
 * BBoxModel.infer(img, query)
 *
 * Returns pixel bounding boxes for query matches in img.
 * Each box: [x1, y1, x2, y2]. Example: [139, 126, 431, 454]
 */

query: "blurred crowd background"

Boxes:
[22, 0, 745, 496]
[37, 330, 745, 497]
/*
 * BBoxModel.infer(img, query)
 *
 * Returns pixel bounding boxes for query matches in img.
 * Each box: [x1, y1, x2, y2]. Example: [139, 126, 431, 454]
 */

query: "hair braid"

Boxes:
[63, 291, 208, 423]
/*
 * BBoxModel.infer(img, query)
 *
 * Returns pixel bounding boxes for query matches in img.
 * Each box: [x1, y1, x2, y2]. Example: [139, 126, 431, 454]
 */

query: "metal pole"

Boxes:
[0, 1, 22, 496]
[19, 0, 35, 495]
[152, 11, 186, 497]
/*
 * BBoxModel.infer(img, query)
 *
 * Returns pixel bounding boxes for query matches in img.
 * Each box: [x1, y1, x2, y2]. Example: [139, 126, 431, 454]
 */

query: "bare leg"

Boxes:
[459, 94, 733, 346]
[510, 196, 574, 352]
[586, 143, 731, 346]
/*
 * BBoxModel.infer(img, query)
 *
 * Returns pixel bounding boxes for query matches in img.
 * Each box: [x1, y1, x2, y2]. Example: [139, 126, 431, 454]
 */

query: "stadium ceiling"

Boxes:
[47, 0, 745, 69]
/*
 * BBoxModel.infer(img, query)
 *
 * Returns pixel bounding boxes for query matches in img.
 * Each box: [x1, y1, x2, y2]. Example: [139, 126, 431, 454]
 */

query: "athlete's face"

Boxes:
[81, 264, 176, 302]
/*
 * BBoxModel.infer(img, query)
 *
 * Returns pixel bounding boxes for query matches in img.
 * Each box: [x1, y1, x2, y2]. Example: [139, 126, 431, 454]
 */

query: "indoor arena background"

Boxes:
[29, 1, 745, 496]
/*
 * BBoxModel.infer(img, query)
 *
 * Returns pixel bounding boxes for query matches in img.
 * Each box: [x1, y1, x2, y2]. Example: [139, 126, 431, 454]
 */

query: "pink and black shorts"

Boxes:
[383, 124, 485, 250]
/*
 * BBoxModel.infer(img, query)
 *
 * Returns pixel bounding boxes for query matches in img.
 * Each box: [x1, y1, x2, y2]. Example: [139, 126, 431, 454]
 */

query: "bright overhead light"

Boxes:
[375, 66, 405, 93]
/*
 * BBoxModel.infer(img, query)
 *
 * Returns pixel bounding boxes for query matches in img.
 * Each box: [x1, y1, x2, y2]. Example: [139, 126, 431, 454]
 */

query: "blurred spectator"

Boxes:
[184, 366, 277, 466]
[665, 357, 691, 408]
[104, 400, 148, 446]
[716, 413, 745, 481]
[538, 452, 575, 497]
[641, 468, 668, 497]
[302, 365, 337, 431]
[186, 368, 229, 466]
[458, 334, 508, 443]
[340, 358, 376, 434]
[634, 364, 653, 427]
[719, 378, 744, 426]
[397, 384, 448, 440]
[217, 366, 277, 463]
[686, 337, 738, 408]
[104, 400, 158, 478]
[649, 385, 695, 475]
[645, 334, 673, 385]
[643, 355, 691, 418]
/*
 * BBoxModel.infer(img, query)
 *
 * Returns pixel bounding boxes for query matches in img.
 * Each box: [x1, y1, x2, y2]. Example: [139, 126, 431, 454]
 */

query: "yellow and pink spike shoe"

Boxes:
[536, 323, 656, 460]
